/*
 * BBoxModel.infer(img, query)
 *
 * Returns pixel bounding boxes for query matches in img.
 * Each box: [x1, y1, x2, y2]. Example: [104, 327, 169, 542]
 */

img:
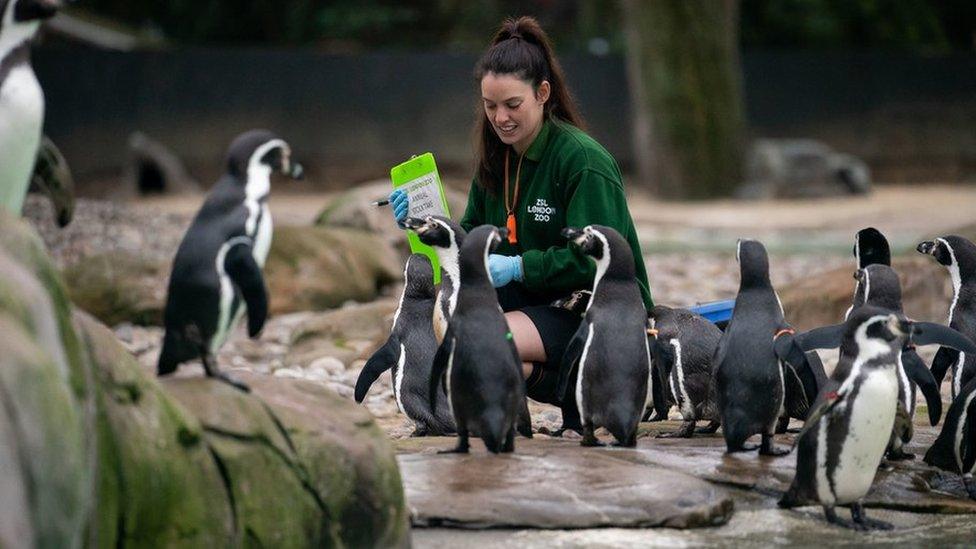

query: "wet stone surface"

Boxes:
[397, 437, 734, 530]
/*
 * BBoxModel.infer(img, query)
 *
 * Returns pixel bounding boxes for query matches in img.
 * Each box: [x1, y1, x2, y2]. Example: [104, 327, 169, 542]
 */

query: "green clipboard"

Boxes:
[390, 153, 451, 284]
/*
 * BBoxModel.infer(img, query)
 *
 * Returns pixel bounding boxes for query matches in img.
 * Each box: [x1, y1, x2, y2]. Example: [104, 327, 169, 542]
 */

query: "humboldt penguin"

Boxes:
[647, 305, 722, 437]
[924, 377, 976, 501]
[555, 225, 651, 447]
[0, 0, 69, 216]
[158, 130, 303, 391]
[715, 239, 819, 455]
[354, 254, 455, 436]
[780, 308, 907, 530]
[846, 227, 891, 319]
[428, 225, 532, 453]
[918, 236, 976, 400]
[402, 215, 464, 344]
[782, 308, 976, 528]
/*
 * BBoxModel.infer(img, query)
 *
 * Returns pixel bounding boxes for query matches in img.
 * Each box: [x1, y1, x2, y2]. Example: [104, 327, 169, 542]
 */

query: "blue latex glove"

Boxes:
[488, 254, 523, 288]
[390, 189, 409, 225]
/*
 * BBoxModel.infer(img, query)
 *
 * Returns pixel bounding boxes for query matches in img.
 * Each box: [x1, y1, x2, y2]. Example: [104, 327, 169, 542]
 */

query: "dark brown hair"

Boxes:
[473, 16, 585, 193]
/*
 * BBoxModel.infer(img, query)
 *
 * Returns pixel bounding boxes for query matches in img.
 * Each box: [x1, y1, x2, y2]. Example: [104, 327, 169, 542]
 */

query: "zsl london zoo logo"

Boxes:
[527, 198, 556, 223]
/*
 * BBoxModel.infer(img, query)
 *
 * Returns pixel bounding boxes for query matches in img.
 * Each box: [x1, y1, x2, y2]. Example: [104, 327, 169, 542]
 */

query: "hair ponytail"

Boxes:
[473, 16, 585, 193]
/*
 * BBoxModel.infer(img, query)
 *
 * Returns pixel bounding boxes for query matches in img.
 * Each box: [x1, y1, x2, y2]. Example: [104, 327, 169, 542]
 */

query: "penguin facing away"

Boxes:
[158, 130, 303, 391]
[846, 227, 892, 319]
[428, 224, 532, 453]
[714, 239, 818, 456]
[924, 377, 976, 501]
[402, 215, 465, 344]
[354, 254, 455, 436]
[647, 305, 722, 438]
[555, 225, 651, 447]
[780, 308, 912, 530]
[917, 236, 976, 401]
[0, 0, 67, 216]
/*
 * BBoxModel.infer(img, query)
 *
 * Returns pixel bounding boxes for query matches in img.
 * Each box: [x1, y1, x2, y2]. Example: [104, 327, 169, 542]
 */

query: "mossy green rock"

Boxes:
[61, 251, 168, 326]
[0, 212, 410, 548]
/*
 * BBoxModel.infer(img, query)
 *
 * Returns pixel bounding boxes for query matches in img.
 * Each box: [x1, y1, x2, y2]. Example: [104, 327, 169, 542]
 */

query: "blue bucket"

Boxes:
[687, 299, 735, 327]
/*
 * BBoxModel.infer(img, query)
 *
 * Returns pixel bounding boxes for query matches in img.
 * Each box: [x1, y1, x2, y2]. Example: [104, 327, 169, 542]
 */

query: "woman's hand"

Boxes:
[488, 254, 523, 287]
[390, 189, 409, 226]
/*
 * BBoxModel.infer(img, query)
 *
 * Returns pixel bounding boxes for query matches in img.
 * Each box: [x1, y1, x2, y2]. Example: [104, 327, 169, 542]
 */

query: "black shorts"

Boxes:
[496, 284, 583, 404]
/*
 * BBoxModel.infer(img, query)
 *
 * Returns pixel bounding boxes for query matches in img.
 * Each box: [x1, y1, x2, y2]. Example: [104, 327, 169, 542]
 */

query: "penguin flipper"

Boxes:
[902, 350, 943, 426]
[911, 322, 976, 354]
[774, 332, 823, 409]
[798, 323, 845, 351]
[354, 336, 399, 403]
[930, 346, 959, 387]
[795, 380, 843, 443]
[429, 322, 457, 414]
[556, 322, 588, 402]
[224, 242, 268, 338]
[649, 337, 675, 419]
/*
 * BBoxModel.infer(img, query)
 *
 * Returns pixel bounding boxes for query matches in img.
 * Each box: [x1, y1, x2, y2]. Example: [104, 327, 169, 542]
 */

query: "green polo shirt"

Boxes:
[460, 118, 653, 309]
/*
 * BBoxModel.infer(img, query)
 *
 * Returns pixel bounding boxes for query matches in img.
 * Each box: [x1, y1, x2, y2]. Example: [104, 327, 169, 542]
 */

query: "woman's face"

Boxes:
[481, 72, 550, 153]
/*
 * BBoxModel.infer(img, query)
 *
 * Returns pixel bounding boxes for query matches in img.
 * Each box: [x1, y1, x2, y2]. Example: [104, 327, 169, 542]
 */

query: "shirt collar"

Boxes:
[523, 118, 552, 162]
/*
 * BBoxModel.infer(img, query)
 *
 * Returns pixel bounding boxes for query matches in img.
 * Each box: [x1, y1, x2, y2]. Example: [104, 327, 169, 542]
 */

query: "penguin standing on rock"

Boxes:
[427, 225, 532, 453]
[555, 225, 652, 447]
[714, 239, 816, 456]
[354, 254, 455, 436]
[0, 0, 69, 216]
[646, 305, 722, 437]
[917, 236, 976, 400]
[780, 307, 976, 529]
[158, 130, 303, 391]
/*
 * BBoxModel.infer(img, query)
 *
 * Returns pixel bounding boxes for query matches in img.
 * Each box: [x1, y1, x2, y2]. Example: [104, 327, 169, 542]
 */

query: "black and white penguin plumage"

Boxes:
[354, 254, 455, 436]
[428, 224, 532, 453]
[845, 227, 892, 319]
[715, 239, 818, 455]
[924, 377, 976, 501]
[779, 307, 910, 531]
[0, 0, 66, 216]
[647, 305, 722, 438]
[555, 225, 652, 447]
[158, 130, 302, 391]
[403, 216, 465, 344]
[918, 236, 976, 400]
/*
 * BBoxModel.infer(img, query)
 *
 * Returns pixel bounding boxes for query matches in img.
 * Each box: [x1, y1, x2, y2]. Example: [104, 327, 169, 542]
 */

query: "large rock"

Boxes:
[740, 139, 871, 199]
[265, 225, 401, 315]
[0, 212, 410, 547]
[61, 224, 401, 326]
[781, 255, 949, 330]
[62, 251, 168, 326]
[396, 437, 733, 529]
[315, 180, 468, 256]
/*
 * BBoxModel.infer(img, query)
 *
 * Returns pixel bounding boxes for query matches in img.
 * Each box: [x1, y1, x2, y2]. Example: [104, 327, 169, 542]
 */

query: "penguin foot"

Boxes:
[695, 420, 721, 434]
[581, 425, 604, 447]
[885, 449, 916, 461]
[216, 372, 251, 393]
[439, 432, 469, 454]
[611, 435, 637, 448]
[964, 476, 976, 500]
[759, 434, 790, 456]
[410, 426, 429, 437]
[657, 421, 695, 438]
[850, 502, 893, 531]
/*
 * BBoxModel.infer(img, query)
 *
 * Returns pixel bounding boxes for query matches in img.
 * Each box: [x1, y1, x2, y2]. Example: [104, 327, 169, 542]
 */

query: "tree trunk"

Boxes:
[621, 0, 746, 199]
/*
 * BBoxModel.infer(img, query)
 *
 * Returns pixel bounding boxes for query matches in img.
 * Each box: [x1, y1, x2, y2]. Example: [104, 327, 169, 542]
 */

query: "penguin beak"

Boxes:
[402, 217, 426, 232]
[916, 241, 936, 256]
[287, 161, 304, 180]
[561, 227, 583, 240]
[497, 227, 509, 241]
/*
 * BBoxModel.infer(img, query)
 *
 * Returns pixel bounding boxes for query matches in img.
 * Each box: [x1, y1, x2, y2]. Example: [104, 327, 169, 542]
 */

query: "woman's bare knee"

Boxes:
[505, 311, 546, 363]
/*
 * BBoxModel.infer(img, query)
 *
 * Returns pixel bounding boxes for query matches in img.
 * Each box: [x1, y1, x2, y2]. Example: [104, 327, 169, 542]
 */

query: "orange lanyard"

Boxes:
[503, 147, 525, 245]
